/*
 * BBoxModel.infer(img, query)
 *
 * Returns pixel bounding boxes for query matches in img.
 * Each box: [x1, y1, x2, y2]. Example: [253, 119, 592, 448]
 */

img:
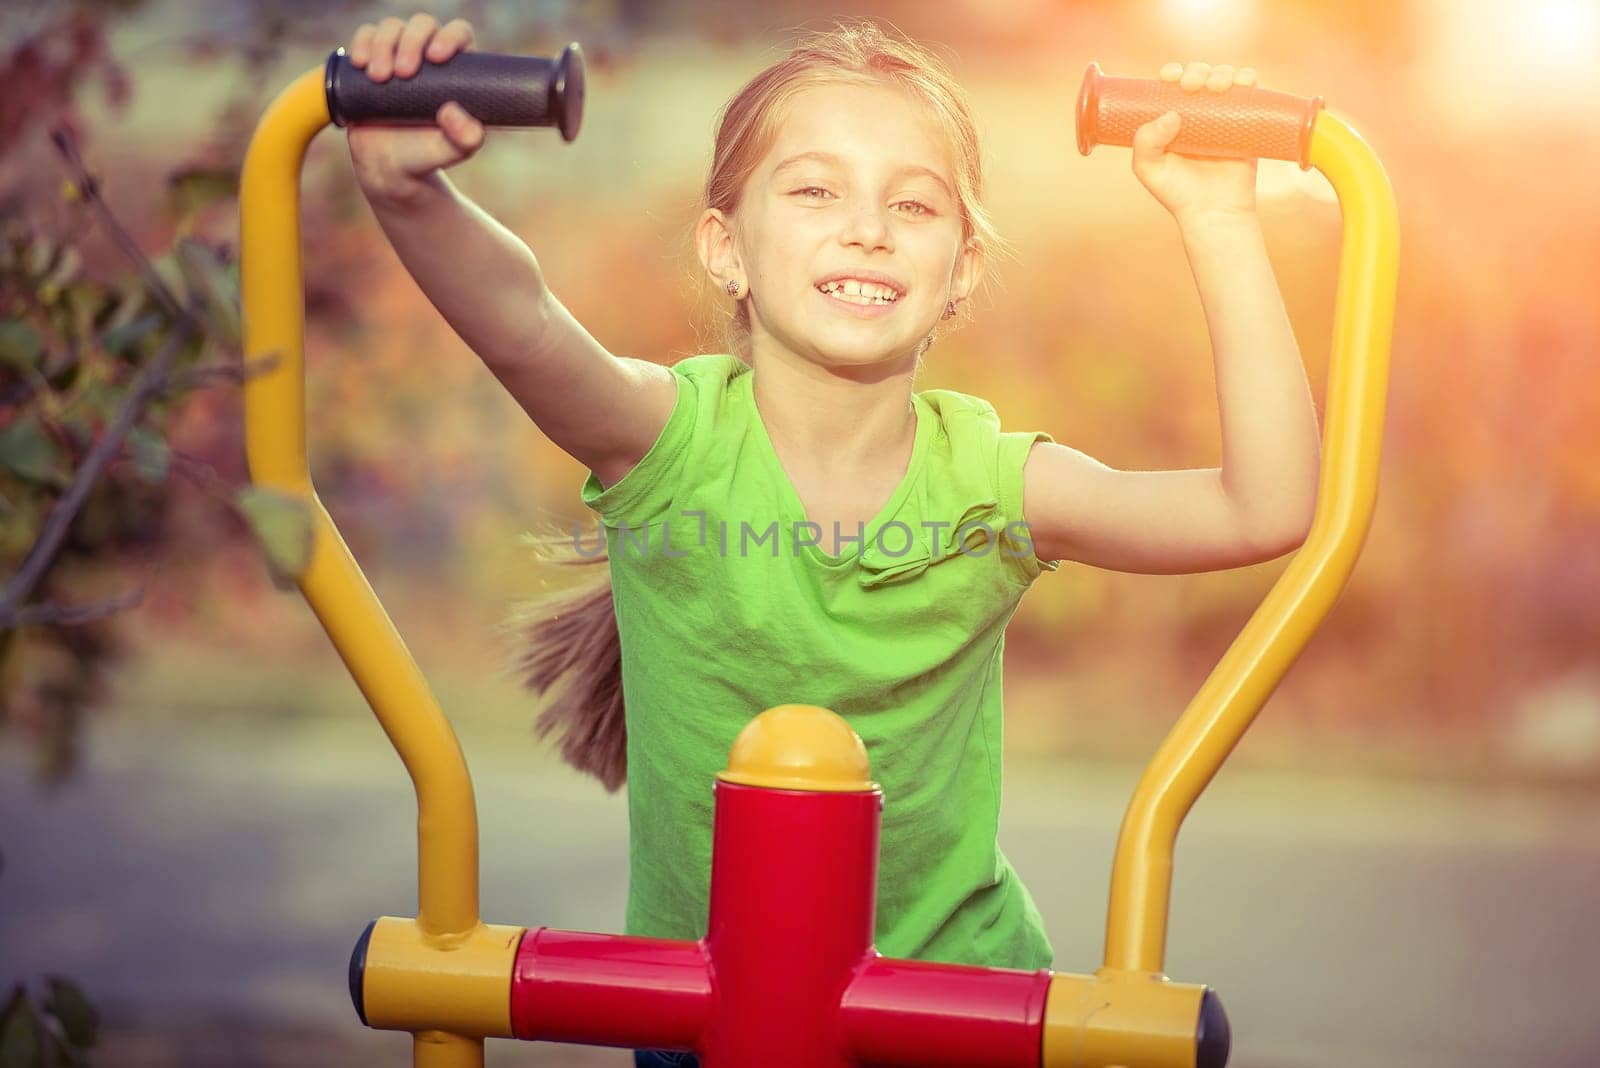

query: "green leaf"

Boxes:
[62, 378, 118, 430]
[148, 249, 189, 308]
[174, 238, 240, 346]
[41, 247, 82, 293]
[167, 165, 238, 220]
[41, 978, 97, 1051]
[62, 282, 104, 346]
[0, 321, 42, 370]
[0, 497, 41, 563]
[0, 413, 70, 489]
[98, 311, 162, 356]
[41, 346, 79, 392]
[24, 237, 56, 281]
[94, 280, 146, 338]
[0, 985, 43, 1068]
[235, 485, 314, 590]
[125, 426, 169, 484]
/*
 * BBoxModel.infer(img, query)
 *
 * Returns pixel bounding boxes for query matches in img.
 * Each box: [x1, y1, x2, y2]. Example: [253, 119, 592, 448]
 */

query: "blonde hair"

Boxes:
[511, 18, 1004, 792]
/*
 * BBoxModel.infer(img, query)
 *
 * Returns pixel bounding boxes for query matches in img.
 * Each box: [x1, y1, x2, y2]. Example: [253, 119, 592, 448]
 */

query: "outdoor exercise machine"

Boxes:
[239, 42, 1397, 1068]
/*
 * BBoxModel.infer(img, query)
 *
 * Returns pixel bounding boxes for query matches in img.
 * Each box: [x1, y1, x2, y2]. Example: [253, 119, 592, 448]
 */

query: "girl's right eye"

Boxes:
[793, 187, 834, 200]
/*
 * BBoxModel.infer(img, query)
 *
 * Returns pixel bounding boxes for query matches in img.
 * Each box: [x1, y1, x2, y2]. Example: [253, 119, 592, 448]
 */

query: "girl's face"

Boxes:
[703, 79, 981, 371]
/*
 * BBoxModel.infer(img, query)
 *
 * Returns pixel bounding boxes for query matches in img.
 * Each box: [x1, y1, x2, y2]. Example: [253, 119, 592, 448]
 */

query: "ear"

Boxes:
[696, 208, 742, 288]
[950, 237, 985, 304]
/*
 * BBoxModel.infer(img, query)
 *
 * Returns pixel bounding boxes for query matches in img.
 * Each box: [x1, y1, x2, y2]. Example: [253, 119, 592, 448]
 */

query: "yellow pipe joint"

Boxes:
[1042, 969, 1212, 1068]
[359, 916, 526, 1038]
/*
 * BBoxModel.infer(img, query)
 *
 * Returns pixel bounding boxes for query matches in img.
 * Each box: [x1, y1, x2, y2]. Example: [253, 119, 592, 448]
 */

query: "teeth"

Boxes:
[818, 279, 898, 304]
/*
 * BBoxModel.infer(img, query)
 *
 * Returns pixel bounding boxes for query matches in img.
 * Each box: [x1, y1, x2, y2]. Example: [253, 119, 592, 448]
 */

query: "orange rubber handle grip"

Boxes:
[1076, 62, 1324, 170]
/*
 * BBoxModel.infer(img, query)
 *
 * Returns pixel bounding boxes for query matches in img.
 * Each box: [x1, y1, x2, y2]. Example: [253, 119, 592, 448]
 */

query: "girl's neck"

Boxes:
[747, 344, 918, 472]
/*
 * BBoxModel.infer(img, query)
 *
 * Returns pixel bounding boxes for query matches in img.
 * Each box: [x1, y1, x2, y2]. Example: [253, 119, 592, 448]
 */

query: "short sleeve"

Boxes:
[579, 362, 695, 528]
[997, 429, 1063, 586]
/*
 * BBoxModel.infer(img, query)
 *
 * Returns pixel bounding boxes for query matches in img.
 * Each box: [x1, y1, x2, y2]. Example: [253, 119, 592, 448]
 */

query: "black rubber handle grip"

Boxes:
[324, 43, 585, 141]
[1076, 62, 1322, 170]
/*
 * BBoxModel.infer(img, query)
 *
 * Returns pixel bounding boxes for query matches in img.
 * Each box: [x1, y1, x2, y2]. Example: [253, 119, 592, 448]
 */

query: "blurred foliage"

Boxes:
[0, 1, 677, 788]
[0, 217, 242, 781]
[0, 0, 366, 784]
[0, 977, 99, 1068]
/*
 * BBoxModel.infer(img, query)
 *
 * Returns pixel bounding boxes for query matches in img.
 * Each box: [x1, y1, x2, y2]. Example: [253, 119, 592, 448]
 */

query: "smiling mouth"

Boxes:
[815, 280, 901, 306]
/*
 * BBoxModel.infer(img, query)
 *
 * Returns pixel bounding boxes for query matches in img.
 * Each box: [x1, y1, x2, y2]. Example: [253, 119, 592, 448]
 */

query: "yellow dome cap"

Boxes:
[717, 705, 879, 793]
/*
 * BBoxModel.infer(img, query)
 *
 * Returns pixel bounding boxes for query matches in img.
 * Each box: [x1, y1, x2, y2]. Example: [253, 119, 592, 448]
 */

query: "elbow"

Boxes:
[1228, 481, 1316, 561]
[1251, 503, 1315, 560]
[1236, 446, 1320, 562]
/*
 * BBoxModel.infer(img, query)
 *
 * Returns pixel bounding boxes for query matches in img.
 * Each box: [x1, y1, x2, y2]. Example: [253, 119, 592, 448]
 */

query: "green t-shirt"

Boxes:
[579, 353, 1062, 969]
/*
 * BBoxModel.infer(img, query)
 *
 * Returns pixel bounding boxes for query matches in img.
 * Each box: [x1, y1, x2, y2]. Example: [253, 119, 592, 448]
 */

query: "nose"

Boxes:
[838, 200, 893, 254]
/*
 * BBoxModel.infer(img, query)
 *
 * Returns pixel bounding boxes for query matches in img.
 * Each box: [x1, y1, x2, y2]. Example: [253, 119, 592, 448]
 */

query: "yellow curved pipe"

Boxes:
[1103, 110, 1400, 974]
[240, 62, 484, 1038]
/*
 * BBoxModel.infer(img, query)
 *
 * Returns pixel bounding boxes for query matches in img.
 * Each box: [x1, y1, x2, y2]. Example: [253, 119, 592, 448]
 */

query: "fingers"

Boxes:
[1164, 60, 1259, 91]
[395, 12, 440, 78]
[355, 113, 478, 179]
[429, 17, 476, 61]
[1132, 110, 1181, 158]
[353, 13, 474, 82]
[398, 127, 476, 176]
[349, 22, 377, 67]
[363, 16, 406, 80]
[438, 101, 485, 154]
[1205, 64, 1235, 92]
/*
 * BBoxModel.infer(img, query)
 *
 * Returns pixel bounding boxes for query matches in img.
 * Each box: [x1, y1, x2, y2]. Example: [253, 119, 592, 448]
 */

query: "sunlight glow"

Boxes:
[1415, 0, 1600, 124]
[1161, 0, 1258, 45]
[1524, 0, 1597, 72]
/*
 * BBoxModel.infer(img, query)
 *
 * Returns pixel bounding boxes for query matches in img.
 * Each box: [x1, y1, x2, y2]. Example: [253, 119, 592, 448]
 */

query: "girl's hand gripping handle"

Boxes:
[328, 43, 585, 140]
[1076, 61, 1322, 170]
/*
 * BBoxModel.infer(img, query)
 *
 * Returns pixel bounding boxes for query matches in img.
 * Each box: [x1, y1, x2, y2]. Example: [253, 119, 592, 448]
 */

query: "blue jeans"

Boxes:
[633, 1051, 699, 1067]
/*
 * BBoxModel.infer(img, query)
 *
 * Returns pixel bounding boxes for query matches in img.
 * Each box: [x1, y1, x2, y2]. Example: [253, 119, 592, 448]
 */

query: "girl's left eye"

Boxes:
[895, 200, 933, 216]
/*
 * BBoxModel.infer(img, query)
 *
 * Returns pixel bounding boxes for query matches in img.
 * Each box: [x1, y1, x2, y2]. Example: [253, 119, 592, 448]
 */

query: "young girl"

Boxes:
[347, 14, 1318, 1067]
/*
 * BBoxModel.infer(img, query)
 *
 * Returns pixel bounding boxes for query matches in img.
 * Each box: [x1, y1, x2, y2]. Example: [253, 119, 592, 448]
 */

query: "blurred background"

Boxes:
[2, 0, 1597, 1064]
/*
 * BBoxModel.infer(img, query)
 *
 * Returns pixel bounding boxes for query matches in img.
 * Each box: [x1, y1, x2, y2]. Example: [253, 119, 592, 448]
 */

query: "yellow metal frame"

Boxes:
[1102, 110, 1399, 977]
[1040, 109, 1398, 1067]
[241, 60, 1395, 1067]
[241, 68, 494, 1068]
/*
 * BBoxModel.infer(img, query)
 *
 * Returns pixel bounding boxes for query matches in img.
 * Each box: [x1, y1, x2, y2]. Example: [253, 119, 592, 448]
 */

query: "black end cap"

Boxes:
[349, 918, 377, 1026]
[1196, 986, 1232, 1068]
[325, 47, 347, 127]
[554, 42, 585, 142]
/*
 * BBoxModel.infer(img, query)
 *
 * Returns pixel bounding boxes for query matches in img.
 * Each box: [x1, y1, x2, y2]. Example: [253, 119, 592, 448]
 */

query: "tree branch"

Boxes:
[164, 350, 280, 394]
[50, 124, 190, 324]
[0, 320, 193, 631]
[0, 125, 209, 631]
[12, 585, 147, 628]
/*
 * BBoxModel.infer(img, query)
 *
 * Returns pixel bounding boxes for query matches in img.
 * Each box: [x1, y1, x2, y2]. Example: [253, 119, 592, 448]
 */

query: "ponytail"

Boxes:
[503, 519, 628, 792]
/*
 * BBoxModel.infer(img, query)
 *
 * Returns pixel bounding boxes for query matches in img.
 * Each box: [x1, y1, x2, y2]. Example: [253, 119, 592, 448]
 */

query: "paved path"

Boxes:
[4, 712, 1598, 1067]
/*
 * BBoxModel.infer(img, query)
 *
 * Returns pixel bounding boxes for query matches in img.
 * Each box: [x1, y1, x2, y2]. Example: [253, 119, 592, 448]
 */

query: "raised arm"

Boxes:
[1021, 61, 1320, 576]
[363, 171, 676, 487]
[1020, 443, 1310, 575]
[346, 13, 676, 488]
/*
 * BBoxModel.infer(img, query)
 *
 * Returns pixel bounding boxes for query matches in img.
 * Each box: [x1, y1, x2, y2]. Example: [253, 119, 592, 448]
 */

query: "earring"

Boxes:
[942, 299, 957, 320]
[726, 279, 743, 298]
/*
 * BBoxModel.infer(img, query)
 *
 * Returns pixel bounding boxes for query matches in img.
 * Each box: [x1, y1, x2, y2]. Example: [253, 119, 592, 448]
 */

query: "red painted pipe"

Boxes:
[508, 773, 1051, 1065]
[839, 956, 1051, 1067]
[701, 780, 883, 1066]
[511, 929, 712, 1050]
